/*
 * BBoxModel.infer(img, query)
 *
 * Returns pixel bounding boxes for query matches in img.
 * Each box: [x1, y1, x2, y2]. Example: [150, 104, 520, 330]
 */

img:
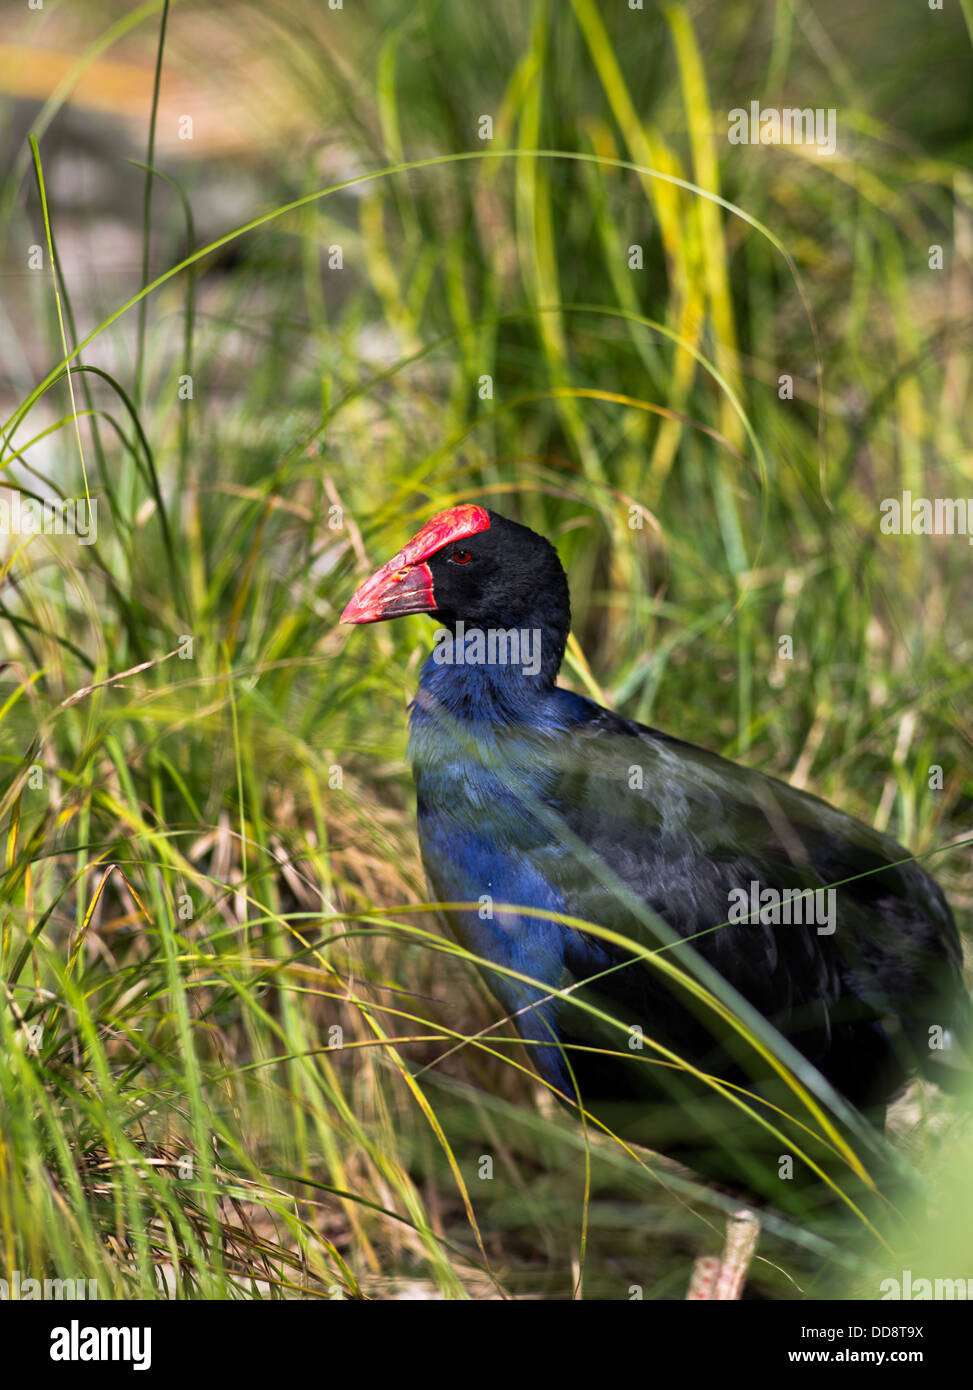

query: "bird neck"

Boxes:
[406, 623, 572, 805]
[413, 619, 565, 726]
[407, 631, 570, 823]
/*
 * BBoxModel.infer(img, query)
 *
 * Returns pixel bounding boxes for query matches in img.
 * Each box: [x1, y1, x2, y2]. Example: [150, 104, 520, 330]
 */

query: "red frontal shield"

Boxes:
[340, 504, 490, 624]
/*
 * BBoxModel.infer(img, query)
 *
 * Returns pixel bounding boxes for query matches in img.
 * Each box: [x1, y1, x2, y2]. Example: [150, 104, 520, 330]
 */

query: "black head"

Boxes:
[340, 505, 571, 675]
[426, 510, 569, 631]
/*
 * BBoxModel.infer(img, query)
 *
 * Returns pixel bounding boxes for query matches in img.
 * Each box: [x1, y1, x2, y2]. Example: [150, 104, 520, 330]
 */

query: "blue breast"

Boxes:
[408, 646, 582, 1091]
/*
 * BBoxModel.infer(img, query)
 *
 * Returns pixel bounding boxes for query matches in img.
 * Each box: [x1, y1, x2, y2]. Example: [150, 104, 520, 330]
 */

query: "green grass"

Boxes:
[0, 0, 970, 1298]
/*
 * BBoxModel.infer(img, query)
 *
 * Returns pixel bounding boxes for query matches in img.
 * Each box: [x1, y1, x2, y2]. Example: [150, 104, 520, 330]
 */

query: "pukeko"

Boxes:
[341, 503, 971, 1296]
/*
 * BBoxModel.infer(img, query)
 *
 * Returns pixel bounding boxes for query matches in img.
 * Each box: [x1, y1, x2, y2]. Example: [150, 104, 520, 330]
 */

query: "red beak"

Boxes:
[339, 555, 437, 624]
[340, 504, 491, 625]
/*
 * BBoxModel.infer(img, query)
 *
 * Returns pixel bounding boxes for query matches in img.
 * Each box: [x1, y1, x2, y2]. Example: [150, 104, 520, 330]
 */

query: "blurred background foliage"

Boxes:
[0, 0, 970, 1298]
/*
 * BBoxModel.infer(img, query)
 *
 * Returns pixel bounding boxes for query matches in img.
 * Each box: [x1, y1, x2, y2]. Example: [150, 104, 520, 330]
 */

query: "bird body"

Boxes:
[343, 506, 971, 1215]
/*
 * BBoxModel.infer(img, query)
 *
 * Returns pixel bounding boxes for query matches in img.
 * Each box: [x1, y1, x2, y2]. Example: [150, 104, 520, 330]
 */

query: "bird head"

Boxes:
[340, 506, 570, 645]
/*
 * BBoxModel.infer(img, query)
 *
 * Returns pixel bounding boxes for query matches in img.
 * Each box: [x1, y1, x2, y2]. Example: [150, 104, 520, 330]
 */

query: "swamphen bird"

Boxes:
[341, 504, 972, 1296]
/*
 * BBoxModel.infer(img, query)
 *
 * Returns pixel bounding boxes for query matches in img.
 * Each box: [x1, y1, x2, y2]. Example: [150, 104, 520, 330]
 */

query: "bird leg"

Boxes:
[686, 1209, 760, 1300]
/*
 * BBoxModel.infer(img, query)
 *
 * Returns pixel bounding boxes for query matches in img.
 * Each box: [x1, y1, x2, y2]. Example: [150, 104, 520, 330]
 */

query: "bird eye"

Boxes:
[450, 549, 472, 564]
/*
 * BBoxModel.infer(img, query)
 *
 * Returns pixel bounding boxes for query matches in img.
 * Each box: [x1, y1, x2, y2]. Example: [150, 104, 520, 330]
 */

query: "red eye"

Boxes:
[451, 549, 472, 564]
